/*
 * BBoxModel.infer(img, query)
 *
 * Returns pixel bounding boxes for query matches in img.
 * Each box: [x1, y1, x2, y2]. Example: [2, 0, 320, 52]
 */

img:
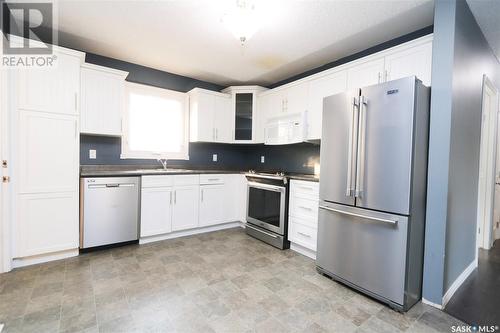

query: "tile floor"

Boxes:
[0, 228, 463, 333]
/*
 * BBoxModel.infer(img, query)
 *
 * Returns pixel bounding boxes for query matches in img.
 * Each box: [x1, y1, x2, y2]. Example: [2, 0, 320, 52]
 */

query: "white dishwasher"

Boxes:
[81, 177, 140, 249]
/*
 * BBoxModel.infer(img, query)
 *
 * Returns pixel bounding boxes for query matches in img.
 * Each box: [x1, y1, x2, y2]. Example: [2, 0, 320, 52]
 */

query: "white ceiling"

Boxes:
[53, 0, 435, 86]
[467, 0, 500, 61]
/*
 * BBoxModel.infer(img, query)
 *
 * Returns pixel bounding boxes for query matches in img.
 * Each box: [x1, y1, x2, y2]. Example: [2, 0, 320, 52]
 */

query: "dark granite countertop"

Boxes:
[80, 165, 319, 182]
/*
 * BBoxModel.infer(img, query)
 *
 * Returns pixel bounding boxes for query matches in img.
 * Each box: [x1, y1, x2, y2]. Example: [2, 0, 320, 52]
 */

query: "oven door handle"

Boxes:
[247, 181, 285, 193]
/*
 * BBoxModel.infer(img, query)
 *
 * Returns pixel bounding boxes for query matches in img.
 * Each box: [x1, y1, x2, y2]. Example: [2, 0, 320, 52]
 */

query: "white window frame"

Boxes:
[121, 82, 189, 160]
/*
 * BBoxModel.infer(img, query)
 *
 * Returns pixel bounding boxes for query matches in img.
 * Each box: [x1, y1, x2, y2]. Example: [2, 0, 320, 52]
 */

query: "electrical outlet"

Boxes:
[261, 156, 265, 163]
[496, 221, 499, 229]
[212, 154, 217, 162]
[89, 149, 96, 159]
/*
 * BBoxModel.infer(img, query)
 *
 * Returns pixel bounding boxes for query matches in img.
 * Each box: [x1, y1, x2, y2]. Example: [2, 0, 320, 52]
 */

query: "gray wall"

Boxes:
[423, 0, 500, 305]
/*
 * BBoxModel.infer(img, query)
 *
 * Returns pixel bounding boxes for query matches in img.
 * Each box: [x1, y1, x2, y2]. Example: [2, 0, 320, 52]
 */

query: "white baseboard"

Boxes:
[422, 298, 443, 310]
[290, 243, 316, 260]
[12, 248, 79, 268]
[139, 221, 244, 245]
[442, 259, 477, 307]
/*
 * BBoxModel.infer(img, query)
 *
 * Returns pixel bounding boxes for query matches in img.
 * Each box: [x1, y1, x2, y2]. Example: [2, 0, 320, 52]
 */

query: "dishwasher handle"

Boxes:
[88, 183, 136, 189]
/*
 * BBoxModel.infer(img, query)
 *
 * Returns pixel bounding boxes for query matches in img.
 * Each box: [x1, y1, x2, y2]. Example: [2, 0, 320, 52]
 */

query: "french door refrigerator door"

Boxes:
[355, 77, 417, 215]
[317, 202, 408, 306]
[319, 89, 360, 206]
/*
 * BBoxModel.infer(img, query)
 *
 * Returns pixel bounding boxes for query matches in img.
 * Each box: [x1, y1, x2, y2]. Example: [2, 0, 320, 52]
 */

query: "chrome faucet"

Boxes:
[158, 159, 168, 170]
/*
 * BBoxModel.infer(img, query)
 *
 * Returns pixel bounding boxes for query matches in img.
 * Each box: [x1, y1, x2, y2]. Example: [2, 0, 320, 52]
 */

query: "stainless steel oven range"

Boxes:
[245, 171, 290, 249]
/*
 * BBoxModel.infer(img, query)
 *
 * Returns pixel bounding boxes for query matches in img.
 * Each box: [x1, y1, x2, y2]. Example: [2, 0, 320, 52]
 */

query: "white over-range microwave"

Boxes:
[264, 112, 307, 145]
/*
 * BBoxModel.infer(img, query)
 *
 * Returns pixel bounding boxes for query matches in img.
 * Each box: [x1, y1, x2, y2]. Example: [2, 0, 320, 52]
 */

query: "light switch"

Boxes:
[261, 156, 265, 163]
[212, 154, 218, 162]
[89, 149, 96, 159]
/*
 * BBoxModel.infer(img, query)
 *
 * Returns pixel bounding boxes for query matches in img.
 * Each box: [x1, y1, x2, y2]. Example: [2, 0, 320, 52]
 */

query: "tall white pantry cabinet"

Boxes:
[9, 46, 85, 262]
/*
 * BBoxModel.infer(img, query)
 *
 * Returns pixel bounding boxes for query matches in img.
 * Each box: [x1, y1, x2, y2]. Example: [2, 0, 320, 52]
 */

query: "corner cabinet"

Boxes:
[222, 86, 268, 143]
[80, 63, 128, 136]
[188, 88, 232, 143]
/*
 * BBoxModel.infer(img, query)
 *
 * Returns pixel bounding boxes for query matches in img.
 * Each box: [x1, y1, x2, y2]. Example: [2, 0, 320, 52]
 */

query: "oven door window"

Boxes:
[248, 187, 282, 228]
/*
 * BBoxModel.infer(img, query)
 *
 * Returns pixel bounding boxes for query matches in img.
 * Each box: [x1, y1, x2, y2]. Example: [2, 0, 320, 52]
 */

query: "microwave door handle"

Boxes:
[355, 96, 367, 198]
[346, 96, 359, 197]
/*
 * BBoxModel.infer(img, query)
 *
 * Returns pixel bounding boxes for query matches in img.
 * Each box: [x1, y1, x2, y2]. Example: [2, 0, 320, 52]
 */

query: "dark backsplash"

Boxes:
[80, 135, 320, 174]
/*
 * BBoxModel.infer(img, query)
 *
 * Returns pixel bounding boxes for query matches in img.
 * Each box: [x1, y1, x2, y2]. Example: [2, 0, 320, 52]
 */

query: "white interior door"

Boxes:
[477, 76, 499, 250]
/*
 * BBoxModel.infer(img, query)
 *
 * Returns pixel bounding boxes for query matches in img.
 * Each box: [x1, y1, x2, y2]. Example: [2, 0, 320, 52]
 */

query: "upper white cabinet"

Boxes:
[307, 70, 348, 140]
[18, 51, 81, 115]
[189, 88, 232, 143]
[222, 86, 267, 143]
[384, 42, 432, 86]
[80, 63, 128, 136]
[257, 35, 433, 141]
[347, 57, 385, 89]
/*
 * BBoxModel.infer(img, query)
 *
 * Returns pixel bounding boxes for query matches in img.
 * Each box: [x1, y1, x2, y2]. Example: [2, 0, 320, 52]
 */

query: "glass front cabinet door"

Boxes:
[222, 86, 267, 143]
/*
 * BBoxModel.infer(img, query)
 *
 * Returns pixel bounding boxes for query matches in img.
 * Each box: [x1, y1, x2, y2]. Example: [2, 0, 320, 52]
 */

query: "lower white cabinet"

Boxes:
[288, 179, 319, 257]
[140, 187, 173, 237]
[199, 184, 226, 227]
[17, 192, 79, 257]
[172, 185, 200, 231]
[140, 174, 245, 239]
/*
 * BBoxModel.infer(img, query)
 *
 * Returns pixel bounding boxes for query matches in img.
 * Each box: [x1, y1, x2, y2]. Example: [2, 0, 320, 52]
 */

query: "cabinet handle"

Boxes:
[299, 206, 313, 211]
[74, 92, 78, 111]
[385, 70, 389, 82]
[174, 191, 177, 204]
[298, 231, 311, 238]
[201, 189, 204, 202]
[377, 72, 382, 83]
[170, 191, 172, 205]
[298, 186, 313, 191]
[74, 120, 77, 139]
[215, 128, 218, 140]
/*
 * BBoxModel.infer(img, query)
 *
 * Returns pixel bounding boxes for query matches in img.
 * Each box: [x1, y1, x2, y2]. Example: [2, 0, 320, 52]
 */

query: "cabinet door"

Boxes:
[18, 110, 78, 194]
[384, 42, 432, 86]
[284, 83, 308, 114]
[199, 185, 226, 226]
[172, 185, 200, 231]
[347, 58, 385, 89]
[307, 70, 348, 140]
[190, 92, 215, 142]
[81, 68, 124, 136]
[140, 187, 173, 237]
[234, 92, 254, 141]
[17, 192, 78, 257]
[18, 52, 80, 115]
[214, 95, 232, 143]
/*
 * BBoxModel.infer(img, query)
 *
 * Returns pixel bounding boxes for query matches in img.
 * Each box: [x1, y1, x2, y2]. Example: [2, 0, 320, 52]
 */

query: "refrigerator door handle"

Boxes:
[319, 205, 398, 225]
[355, 95, 367, 198]
[346, 96, 359, 197]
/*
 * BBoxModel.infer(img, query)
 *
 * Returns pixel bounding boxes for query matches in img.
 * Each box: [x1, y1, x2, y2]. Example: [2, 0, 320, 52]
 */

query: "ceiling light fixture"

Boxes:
[222, 0, 260, 45]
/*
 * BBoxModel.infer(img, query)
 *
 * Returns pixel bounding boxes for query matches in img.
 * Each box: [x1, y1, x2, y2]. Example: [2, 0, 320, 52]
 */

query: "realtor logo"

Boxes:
[1, 1, 56, 67]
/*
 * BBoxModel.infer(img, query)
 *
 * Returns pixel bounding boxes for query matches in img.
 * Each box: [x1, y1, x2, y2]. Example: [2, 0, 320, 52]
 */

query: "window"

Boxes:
[122, 82, 189, 160]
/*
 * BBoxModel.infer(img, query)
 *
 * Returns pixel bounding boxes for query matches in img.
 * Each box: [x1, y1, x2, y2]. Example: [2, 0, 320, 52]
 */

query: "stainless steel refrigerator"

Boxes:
[317, 76, 430, 311]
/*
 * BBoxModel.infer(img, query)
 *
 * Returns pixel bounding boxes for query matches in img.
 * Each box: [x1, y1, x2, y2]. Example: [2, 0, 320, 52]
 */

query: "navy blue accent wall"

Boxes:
[80, 135, 319, 174]
[85, 53, 224, 93]
[268, 26, 434, 89]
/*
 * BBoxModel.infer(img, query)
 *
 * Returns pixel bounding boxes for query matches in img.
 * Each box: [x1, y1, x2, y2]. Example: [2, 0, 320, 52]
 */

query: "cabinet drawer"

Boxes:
[142, 175, 173, 188]
[173, 174, 200, 186]
[200, 174, 226, 185]
[289, 218, 317, 251]
[290, 196, 319, 221]
[290, 180, 319, 199]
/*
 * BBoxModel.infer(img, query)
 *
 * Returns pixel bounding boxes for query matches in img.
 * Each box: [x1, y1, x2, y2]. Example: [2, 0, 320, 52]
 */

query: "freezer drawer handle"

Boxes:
[319, 205, 397, 225]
